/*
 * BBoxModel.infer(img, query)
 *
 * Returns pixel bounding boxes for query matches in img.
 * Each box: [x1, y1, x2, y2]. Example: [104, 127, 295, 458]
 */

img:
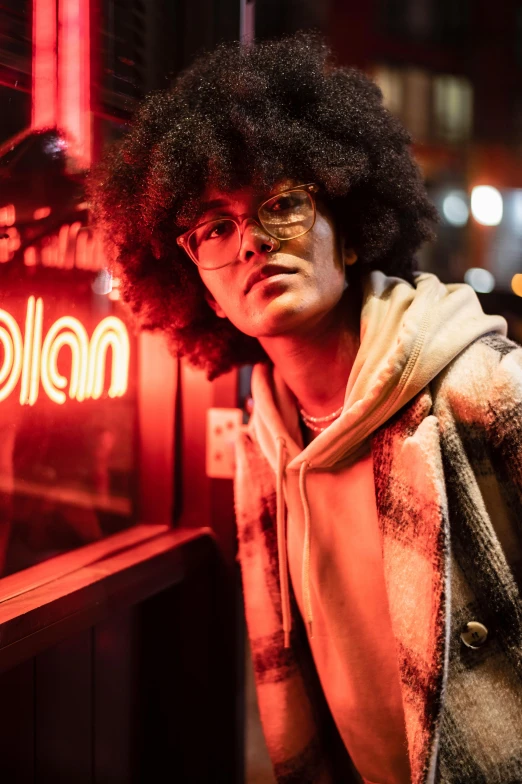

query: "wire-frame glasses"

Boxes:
[176, 183, 319, 270]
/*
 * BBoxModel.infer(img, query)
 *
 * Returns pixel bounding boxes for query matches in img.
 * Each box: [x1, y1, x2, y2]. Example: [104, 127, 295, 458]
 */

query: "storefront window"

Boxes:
[0, 129, 137, 576]
[373, 64, 473, 145]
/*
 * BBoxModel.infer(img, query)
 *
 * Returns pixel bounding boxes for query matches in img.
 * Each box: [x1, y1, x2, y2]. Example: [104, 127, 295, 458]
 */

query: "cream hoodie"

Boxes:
[248, 271, 506, 783]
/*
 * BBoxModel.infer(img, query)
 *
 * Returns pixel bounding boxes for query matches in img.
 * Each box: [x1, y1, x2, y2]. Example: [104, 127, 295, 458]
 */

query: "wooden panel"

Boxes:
[133, 584, 182, 782]
[133, 564, 215, 783]
[0, 657, 34, 783]
[93, 608, 136, 784]
[173, 566, 215, 782]
[35, 630, 93, 783]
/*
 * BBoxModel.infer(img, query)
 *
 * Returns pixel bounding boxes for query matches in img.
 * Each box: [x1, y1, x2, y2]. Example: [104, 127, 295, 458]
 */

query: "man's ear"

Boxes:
[204, 288, 227, 319]
[343, 246, 358, 267]
[338, 231, 358, 268]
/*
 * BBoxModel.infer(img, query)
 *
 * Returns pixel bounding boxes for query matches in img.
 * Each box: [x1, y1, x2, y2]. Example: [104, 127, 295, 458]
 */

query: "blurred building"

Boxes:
[326, 0, 522, 313]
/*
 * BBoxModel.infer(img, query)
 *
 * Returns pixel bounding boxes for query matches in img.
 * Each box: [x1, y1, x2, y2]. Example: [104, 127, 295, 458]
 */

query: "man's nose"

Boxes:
[237, 220, 280, 263]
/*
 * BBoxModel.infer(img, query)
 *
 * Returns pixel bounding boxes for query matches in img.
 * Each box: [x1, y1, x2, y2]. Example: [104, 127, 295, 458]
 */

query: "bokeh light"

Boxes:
[442, 191, 469, 226]
[511, 274, 522, 297]
[91, 268, 112, 295]
[470, 186, 503, 226]
[464, 267, 495, 293]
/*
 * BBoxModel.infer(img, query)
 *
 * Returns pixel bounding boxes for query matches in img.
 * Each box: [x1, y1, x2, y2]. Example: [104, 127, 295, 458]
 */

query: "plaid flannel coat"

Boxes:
[234, 333, 522, 784]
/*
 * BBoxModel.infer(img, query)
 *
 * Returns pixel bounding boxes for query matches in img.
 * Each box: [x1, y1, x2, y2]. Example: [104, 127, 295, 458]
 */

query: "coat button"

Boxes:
[460, 621, 488, 649]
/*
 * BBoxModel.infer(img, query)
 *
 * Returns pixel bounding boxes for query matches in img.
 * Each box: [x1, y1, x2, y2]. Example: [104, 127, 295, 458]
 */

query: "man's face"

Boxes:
[193, 180, 351, 339]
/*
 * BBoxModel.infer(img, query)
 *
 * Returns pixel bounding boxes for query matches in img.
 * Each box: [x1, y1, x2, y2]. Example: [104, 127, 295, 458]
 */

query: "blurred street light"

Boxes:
[464, 267, 496, 293]
[442, 190, 469, 226]
[471, 186, 503, 226]
[511, 274, 522, 297]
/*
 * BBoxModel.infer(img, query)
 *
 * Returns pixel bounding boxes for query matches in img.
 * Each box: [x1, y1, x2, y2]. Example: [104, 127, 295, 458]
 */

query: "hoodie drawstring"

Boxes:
[299, 460, 313, 639]
[276, 437, 292, 648]
[275, 437, 314, 649]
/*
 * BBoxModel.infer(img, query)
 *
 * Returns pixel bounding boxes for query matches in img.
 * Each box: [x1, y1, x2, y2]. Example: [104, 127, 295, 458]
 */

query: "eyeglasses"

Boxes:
[176, 183, 319, 271]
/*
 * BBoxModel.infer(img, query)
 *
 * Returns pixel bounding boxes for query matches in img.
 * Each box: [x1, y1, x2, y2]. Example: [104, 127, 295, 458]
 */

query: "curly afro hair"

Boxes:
[89, 31, 438, 380]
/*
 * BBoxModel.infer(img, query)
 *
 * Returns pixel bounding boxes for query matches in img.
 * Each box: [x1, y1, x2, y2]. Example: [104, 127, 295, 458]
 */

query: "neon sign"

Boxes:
[23, 221, 107, 272]
[1, 202, 106, 271]
[32, 0, 91, 168]
[32, 0, 57, 130]
[0, 297, 129, 405]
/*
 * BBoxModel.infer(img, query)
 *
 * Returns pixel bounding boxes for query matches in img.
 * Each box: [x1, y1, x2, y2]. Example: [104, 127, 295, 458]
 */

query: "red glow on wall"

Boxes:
[58, 0, 91, 168]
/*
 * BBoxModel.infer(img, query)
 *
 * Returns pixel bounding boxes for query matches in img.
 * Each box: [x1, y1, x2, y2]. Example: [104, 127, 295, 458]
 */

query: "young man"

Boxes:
[91, 33, 522, 784]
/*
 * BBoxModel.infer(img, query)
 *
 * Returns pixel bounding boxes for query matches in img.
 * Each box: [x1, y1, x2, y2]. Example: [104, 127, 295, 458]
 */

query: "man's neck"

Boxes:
[258, 284, 362, 419]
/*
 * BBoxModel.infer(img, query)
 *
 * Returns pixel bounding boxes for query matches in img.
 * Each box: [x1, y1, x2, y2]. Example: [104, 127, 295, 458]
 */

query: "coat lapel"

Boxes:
[372, 389, 451, 784]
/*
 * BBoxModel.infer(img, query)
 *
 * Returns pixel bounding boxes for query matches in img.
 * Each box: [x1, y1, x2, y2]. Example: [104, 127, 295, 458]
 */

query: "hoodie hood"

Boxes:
[251, 270, 507, 474]
[249, 271, 507, 648]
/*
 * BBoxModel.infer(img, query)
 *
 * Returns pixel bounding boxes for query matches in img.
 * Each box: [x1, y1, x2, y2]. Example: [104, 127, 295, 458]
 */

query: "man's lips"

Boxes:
[244, 263, 298, 294]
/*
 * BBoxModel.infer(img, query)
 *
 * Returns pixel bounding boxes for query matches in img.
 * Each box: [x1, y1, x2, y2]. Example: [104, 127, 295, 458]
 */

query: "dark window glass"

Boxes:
[0, 0, 31, 87]
[99, 0, 178, 118]
[380, 0, 469, 44]
[0, 131, 138, 576]
[0, 1, 31, 146]
[516, 6, 522, 68]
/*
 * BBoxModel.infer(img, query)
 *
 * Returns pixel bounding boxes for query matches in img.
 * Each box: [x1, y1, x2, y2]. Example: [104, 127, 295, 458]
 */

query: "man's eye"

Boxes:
[203, 220, 233, 241]
[269, 195, 295, 213]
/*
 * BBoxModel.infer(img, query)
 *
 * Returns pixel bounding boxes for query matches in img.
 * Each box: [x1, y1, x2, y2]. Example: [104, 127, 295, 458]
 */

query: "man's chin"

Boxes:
[250, 306, 313, 340]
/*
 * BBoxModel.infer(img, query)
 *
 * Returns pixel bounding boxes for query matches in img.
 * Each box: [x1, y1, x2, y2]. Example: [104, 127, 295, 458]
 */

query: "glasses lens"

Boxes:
[188, 219, 240, 269]
[259, 189, 314, 240]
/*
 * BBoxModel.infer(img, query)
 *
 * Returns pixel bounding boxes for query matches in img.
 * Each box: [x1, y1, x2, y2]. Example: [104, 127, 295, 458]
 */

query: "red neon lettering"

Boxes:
[24, 224, 105, 272]
[0, 297, 129, 406]
[0, 227, 21, 263]
[33, 207, 52, 221]
[0, 205, 16, 227]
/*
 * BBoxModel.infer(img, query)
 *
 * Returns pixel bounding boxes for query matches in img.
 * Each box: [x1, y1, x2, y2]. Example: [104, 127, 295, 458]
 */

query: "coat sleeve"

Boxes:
[432, 333, 522, 572]
[480, 334, 522, 531]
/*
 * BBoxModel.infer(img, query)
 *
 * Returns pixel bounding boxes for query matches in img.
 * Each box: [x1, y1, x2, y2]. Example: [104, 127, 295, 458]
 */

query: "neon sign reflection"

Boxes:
[0, 297, 129, 405]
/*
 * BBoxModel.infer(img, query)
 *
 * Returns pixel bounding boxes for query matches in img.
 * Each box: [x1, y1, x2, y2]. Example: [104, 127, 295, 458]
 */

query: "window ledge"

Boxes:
[0, 525, 217, 672]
